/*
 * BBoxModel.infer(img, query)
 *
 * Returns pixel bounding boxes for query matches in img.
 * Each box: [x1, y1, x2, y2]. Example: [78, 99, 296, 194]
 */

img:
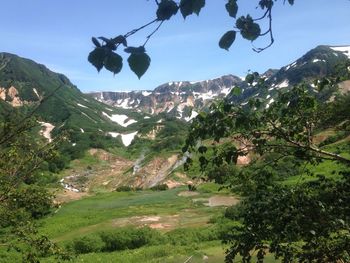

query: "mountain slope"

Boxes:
[0, 53, 156, 147]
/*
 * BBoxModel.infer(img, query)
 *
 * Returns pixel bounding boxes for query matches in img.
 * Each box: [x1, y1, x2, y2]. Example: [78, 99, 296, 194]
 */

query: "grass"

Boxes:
[29, 184, 241, 262]
[39, 186, 230, 240]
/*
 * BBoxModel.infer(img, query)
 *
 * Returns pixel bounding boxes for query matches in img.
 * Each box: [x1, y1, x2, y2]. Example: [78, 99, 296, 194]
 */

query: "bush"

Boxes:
[150, 184, 168, 191]
[115, 185, 133, 192]
[71, 234, 104, 254]
[165, 227, 219, 246]
[99, 227, 162, 252]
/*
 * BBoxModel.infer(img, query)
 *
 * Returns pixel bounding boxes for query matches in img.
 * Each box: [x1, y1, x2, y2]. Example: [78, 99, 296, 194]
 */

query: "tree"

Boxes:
[181, 66, 350, 262]
[0, 104, 71, 262]
[88, 0, 295, 78]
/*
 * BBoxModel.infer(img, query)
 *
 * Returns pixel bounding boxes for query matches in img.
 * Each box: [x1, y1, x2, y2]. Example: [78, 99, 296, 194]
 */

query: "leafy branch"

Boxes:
[89, 0, 295, 77]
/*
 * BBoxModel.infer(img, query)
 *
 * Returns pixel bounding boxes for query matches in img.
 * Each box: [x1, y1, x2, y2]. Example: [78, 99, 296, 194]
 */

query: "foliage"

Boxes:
[150, 183, 169, 191]
[115, 185, 133, 192]
[0, 109, 70, 261]
[224, 172, 350, 263]
[70, 234, 104, 254]
[89, 0, 295, 77]
[98, 227, 161, 252]
[183, 73, 350, 262]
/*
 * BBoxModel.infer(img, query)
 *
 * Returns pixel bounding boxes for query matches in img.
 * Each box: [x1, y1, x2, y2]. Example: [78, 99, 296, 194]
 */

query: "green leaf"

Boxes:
[103, 52, 123, 75]
[219, 30, 236, 51]
[231, 86, 241, 96]
[245, 73, 254, 84]
[198, 146, 207, 154]
[179, 0, 192, 18]
[88, 48, 107, 72]
[236, 15, 261, 41]
[156, 0, 179, 20]
[124, 46, 146, 54]
[180, 0, 205, 18]
[128, 53, 151, 79]
[192, 0, 205, 15]
[259, 0, 273, 9]
[225, 0, 238, 18]
[91, 37, 101, 48]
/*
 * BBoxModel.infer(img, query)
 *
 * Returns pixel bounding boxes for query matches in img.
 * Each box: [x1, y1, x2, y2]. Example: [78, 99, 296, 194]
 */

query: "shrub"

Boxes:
[99, 227, 161, 252]
[115, 185, 133, 192]
[150, 184, 168, 191]
[71, 234, 104, 254]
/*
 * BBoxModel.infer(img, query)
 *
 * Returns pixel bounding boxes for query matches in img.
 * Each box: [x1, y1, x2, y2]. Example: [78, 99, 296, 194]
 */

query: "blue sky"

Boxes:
[0, 0, 349, 92]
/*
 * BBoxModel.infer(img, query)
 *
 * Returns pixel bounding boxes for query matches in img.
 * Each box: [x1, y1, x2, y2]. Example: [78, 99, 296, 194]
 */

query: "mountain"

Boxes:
[89, 74, 245, 121]
[0, 52, 191, 161]
[88, 45, 350, 116]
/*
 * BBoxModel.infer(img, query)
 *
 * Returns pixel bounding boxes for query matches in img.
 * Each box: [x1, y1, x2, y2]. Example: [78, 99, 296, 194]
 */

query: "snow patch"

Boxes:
[81, 112, 97, 123]
[266, 98, 275, 109]
[77, 103, 88, 108]
[142, 91, 152, 96]
[276, 80, 289, 89]
[285, 61, 297, 71]
[221, 87, 232, 95]
[108, 131, 138, 147]
[33, 88, 40, 99]
[330, 46, 350, 58]
[184, 111, 198, 122]
[102, 112, 137, 127]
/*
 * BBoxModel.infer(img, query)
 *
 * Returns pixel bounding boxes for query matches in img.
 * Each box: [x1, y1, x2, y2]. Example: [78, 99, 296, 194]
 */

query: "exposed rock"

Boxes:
[0, 87, 6, 100]
[39, 122, 55, 142]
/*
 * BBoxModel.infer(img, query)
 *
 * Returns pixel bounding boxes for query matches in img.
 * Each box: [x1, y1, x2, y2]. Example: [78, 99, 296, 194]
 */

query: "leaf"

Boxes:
[103, 52, 123, 75]
[179, 0, 193, 18]
[225, 0, 238, 18]
[259, 0, 273, 9]
[245, 73, 254, 84]
[219, 30, 236, 51]
[179, 0, 205, 18]
[128, 53, 151, 79]
[231, 86, 241, 96]
[91, 37, 101, 48]
[124, 46, 146, 54]
[98, 37, 116, 50]
[198, 146, 207, 154]
[156, 0, 179, 20]
[192, 0, 205, 15]
[236, 15, 261, 41]
[88, 48, 107, 72]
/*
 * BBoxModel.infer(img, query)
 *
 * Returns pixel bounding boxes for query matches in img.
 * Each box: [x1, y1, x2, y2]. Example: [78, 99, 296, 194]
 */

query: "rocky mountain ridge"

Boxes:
[88, 45, 350, 118]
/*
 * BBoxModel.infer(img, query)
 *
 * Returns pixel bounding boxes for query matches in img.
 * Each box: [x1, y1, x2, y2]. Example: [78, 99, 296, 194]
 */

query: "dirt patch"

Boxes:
[149, 223, 173, 229]
[339, 80, 350, 95]
[236, 155, 251, 165]
[165, 179, 184, 189]
[178, 191, 200, 197]
[206, 195, 239, 207]
[112, 215, 180, 230]
[54, 189, 89, 204]
[139, 216, 161, 222]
